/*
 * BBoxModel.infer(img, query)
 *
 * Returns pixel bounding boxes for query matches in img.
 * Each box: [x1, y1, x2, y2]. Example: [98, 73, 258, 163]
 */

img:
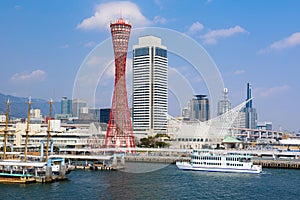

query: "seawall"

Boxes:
[125, 155, 300, 169]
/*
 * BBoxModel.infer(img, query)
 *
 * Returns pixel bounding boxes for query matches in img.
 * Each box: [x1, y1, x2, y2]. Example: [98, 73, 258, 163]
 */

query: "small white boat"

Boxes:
[176, 149, 262, 174]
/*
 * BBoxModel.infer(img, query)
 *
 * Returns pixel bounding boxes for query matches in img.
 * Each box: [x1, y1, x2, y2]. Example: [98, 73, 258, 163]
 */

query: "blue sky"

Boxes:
[0, 0, 300, 131]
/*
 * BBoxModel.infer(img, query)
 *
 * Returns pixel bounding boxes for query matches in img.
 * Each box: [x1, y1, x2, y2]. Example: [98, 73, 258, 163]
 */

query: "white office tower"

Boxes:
[132, 36, 168, 136]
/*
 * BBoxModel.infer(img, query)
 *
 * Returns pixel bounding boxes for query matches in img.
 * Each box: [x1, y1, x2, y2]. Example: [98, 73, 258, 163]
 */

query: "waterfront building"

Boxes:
[132, 36, 168, 135]
[257, 122, 272, 130]
[72, 99, 87, 118]
[167, 100, 249, 149]
[217, 88, 231, 116]
[14, 121, 106, 148]
[61, 97, 72, 115]
[188, 95, 210, 122]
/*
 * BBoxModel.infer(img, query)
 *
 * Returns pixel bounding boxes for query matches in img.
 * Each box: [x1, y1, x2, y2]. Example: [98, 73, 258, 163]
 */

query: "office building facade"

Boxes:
[132, 36, 168, 135]
[61, 97, 72, 115]
[244, 83, 258, 129]
[189, 95, 210, 122]
[72, 99, 87, 118]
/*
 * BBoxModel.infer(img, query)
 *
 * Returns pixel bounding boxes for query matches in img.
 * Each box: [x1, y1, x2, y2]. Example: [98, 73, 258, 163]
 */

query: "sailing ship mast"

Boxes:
[24, 97, 31, 162]
[3, 99, 10, 160]
[45, 99, 53, 162]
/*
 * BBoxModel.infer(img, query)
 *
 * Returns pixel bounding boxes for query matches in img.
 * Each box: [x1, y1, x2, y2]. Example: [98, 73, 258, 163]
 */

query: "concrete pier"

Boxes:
[253, 159, 300, 169]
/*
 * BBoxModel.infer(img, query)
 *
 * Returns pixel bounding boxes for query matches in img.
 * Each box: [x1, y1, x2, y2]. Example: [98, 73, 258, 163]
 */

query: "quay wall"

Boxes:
[253, 159, 300, 169]
[125, 155, 300, 169]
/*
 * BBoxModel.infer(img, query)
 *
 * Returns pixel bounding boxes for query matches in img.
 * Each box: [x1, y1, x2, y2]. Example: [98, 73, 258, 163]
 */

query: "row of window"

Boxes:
[192, 162, 222, 166]
[134, 47, 167, 58]
[226, 163, 244, 167]
[192, 156, 221, 161]
[177, 138, 209, 142]
[226, 157, 241, 162]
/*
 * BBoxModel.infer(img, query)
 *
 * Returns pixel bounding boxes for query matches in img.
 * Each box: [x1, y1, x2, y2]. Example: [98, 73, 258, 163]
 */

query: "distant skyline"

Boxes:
[0, 1, 299, 131]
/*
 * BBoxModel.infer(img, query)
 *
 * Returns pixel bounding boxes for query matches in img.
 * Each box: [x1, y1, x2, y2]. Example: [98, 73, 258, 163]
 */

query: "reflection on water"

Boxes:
[0, 165, 300, 200]
[120, 162, 169, 173]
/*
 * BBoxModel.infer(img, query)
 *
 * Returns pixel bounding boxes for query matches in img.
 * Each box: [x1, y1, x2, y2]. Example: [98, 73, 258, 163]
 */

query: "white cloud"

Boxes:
[259, 32, 300, 54]
[153, 16, 167, 24]
[187, 22, 204, 35]
[77, 1, 151, 31]
[258, 85, 290, 98]
[233, 70, 245, 75]
[84, 41, 97, 48]
[11, 69, 46, 81]
[201, 25, 248, 44]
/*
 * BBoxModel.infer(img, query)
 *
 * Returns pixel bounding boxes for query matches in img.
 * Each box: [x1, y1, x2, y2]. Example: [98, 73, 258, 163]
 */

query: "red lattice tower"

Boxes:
[104, 18, 135, 149]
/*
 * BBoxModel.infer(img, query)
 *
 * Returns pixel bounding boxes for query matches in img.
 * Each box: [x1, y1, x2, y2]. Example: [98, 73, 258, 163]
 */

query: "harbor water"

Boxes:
[0, 163, 299, 200]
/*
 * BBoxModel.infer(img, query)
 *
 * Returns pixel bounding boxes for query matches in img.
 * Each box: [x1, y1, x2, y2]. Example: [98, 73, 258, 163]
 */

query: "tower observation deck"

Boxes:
[104, 18, 135, 149]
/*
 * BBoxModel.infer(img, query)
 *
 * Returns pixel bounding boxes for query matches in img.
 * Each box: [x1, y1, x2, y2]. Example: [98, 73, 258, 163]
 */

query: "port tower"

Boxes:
[104, 18, 135, 149]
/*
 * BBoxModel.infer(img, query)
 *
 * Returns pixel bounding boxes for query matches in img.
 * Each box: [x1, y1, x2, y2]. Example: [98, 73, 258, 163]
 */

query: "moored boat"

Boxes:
[0, 172, 36, 184]
[176, 149, 262, 174]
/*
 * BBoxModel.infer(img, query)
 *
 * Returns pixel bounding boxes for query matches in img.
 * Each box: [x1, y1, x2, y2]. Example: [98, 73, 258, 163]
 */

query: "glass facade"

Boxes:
[61, 97, 72, 115]
[189, 95, 210, 122]
[134, 47, 149, 57]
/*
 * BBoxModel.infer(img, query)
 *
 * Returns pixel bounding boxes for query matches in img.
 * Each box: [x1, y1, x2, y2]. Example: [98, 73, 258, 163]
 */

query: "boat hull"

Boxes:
[0, 173, 36, 184]
[176, 162, 262, 174]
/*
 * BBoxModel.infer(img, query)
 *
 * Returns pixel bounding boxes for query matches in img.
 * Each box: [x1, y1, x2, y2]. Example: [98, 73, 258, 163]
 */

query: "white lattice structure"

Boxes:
[168, 100, 249, 149]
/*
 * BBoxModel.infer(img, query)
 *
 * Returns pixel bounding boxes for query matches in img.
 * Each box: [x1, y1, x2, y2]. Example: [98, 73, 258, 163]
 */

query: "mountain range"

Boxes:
[0, 93, 61, 118]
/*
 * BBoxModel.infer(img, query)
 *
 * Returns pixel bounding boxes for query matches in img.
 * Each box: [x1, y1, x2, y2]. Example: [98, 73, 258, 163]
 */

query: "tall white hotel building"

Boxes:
[132, 36, 168, 136]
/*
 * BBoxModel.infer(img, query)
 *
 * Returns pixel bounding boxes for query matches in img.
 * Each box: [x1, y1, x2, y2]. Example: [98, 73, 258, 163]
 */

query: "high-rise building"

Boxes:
[217, 88, 231, 116]
[72, 99, 87, 118]
[243, 83, 258, 129]
[61, 97, 72, 115]
[189, 95, 210, 122]
[132, 36, 168, 135]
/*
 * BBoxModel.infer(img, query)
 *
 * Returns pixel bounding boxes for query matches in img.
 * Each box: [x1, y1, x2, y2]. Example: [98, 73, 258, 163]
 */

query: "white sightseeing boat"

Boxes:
[176, 149, 262, 174]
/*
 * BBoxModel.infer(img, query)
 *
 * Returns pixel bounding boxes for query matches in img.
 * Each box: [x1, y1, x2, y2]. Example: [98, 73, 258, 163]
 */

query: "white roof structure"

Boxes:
[169, 100, 249, 139]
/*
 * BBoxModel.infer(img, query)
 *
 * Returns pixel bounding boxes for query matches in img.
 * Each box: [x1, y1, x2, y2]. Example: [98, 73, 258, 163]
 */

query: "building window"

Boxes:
[134, 48, 149, 57]
[155, 47, 167, 57]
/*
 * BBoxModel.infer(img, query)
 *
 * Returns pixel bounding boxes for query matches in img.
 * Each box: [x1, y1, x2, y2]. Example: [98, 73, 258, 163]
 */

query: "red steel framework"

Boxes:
[104, 18, 135, 148]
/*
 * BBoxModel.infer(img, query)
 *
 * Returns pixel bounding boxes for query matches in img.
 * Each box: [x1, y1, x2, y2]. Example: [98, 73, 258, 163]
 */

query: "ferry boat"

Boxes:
[176, 149, 262, 174]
